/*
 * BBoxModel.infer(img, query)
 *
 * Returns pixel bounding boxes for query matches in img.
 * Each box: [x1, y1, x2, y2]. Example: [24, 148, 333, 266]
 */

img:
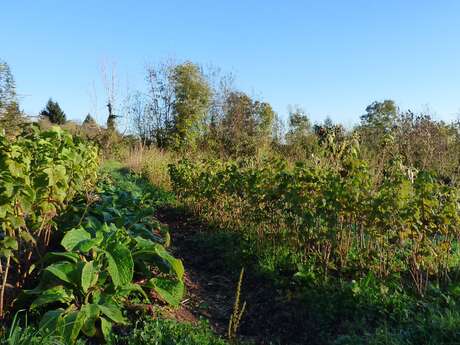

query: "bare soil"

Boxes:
[156, 206, 310, 345]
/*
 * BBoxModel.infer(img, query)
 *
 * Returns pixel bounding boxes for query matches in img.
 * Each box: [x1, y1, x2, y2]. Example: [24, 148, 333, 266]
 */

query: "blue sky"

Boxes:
[1, 0, 460, 127]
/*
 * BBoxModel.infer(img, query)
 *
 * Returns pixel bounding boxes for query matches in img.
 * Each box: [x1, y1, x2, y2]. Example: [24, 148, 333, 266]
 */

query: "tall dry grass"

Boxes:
[123, 145, 175, 190]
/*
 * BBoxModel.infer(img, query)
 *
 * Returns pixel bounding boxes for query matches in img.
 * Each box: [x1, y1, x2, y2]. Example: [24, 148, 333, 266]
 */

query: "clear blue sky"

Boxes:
[2, 0, 460, 127]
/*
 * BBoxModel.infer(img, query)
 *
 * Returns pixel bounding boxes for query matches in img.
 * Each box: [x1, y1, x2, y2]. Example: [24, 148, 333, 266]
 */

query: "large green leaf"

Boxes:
[62, 310, 86, 345]
[130, 223, 164, 243]
[118, 282, 149, 301]
[100, 317, 113, 342]
[31, 285, 74, 309]
[155, 245, 184, 280]
[133, 238, 184, 280]
[98, 303, 127, 324]
[81, 260, 97, 293]
[44, 262, 79, 285]
[39, 308, 64, 336]
[6, 159, 23, 177]
[76, 238, 101, 253]
[42, 252, 80, 264]
[3, 236, 18, 250]
[61, 227, 91, 251]
[80, 303, 100, 337]
[105, 243, 133, 287]
[150, 278, 185, 307]
[43, 165, 67, 187]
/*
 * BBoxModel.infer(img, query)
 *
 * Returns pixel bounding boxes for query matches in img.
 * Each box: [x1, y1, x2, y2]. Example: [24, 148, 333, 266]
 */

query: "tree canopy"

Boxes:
[170, 62, 212, 150]
[40, 98, 66, 124]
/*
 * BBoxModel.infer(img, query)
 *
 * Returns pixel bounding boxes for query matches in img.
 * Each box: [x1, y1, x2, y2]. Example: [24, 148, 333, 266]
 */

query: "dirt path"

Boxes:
[156, 206, 310, 345]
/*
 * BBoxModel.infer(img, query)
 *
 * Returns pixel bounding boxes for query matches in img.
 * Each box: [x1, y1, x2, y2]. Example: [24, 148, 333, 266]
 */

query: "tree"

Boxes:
[128, 61, 176, 147]
[170, 62, 211, 150]
[106, 102, 118, 132]
[284, 106, 317, 157]
[286, 106, 311, 143]
[314, 116, 345, 144]
[40, 99, 66, 124]
[358, 100, 398, 153]
[360, 100, 398, 130]
[0, 60, 24, 136]
[0, 101, 24, 137]
[200, 65, 235, 153]
[271, 113, 285, 148]
[394, 111, 459, 174]
[220, 91, 275, 156]
[129, 61, 235, 150]
[83, 113, 97, 126]
[0, 60, 16, 112]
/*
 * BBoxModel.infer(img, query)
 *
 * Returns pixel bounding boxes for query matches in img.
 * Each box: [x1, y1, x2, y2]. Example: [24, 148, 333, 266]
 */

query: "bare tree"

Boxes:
[144, 60, 176, 147]
[100, 59, 120, 131]
[127, 59, 236, 150]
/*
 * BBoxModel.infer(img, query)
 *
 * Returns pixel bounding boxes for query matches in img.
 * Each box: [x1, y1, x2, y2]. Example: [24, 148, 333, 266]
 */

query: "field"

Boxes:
[0, 129, 227, 344]
[2, 55, 460, 344]
[3, 123, 460, 344]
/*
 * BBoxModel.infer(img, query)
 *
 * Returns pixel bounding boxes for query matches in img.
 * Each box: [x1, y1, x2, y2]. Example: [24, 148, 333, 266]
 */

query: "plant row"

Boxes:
[169, 135, 460, 295]
[0, 126, 99, 319]
[16, 168, 185, 344]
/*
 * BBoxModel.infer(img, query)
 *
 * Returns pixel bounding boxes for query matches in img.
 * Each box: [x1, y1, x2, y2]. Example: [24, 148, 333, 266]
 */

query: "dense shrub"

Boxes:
[0, 126, 99, 319]
[169, 135, 460, 295]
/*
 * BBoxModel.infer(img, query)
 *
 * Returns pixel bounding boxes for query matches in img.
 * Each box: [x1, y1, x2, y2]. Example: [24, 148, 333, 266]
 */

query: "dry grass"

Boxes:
[124, 145, 175, 190]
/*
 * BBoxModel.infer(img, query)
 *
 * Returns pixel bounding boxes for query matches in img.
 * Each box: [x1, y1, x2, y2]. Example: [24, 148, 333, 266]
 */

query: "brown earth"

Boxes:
[155, 206, 310, 345]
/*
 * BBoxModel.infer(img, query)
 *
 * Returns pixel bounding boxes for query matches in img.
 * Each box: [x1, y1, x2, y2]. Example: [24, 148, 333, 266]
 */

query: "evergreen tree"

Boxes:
[40, 98, 66, 124]
[0, 60, 16, 112]
[0, 60, 24, 136]
[0, 102, 24, 137]
[83, 113, 97, 126]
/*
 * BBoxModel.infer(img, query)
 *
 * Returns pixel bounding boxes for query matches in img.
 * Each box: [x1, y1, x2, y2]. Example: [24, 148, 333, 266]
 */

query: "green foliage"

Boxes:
[0, 60, 24, 138]
[0, 102, 25, 138]
[287, 106, 310, 137]
[169, 135, 460, 293]
[360, 99, 398, 131]
[0, 60, 16, 112]
[40, 99, 66, 125]
[110, 318, 232, 345]
[218, 92, 275, 157]
[284, 107, 318, 159]
[21, 166, 184, 343]
[170, 62, 212, 150]
[0, 312, 71, 345]
[0, 126, 99, 319]
[167, 131, 460, 343]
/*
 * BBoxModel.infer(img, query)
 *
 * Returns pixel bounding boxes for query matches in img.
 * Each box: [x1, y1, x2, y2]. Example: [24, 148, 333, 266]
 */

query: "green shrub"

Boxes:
[0, 125, 99, 320]
[22, 166, 184, 343]
[111, 318, 231, 345]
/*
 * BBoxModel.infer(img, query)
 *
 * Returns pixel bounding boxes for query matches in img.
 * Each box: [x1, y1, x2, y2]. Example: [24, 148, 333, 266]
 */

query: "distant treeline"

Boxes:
[1, 58, 460, 181]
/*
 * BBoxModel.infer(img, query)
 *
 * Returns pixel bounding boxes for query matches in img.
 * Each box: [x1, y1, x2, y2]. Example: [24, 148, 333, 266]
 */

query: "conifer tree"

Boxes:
[83, 113, 97, 126]
[40, 98, 66, 124]
[0, 60, 24, 136]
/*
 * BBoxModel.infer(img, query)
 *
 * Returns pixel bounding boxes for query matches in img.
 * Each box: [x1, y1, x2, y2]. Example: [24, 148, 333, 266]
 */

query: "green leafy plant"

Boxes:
[25, 220, 184, 343]
[169, 135, 460, 294]
[22, 167, 185, 344]
[0, 125, 99, 319]
[110, 318, 233, 345]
